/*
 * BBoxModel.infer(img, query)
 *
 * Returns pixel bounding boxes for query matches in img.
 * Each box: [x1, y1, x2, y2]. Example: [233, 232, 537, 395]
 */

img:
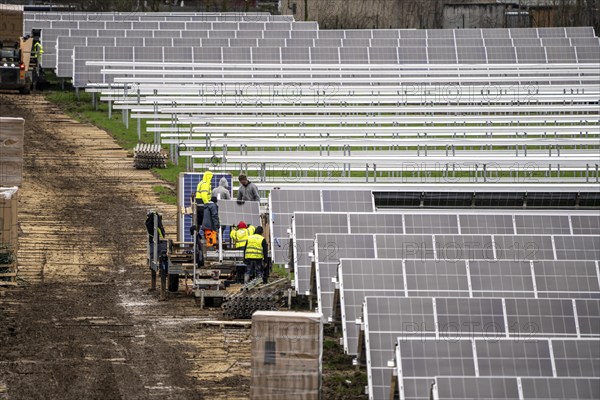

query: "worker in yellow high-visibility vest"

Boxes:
[195, 170, 213, 205]
[32, 41, 43, 64]
[243, 226, 269, 283]
[230, 221, 255, 249]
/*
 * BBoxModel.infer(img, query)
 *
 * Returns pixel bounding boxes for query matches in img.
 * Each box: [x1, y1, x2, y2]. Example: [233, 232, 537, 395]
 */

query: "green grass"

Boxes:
[152, 185, 177, 205]
[44, 90, 183, 185]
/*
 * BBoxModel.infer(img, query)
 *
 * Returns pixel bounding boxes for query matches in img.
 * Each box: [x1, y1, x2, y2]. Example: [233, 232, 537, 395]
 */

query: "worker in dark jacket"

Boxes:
[201, 196, 220, 248]
[243, 226, 269, 283]
[237, 174, 260, 203]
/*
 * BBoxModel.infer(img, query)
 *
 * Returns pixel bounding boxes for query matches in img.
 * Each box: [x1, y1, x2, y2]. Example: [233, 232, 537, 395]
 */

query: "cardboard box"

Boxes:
[0, 118, 24, 187]
[0, 187, 18, 251]
[0, 6, 23, 43]
[251, 311, 323, 400]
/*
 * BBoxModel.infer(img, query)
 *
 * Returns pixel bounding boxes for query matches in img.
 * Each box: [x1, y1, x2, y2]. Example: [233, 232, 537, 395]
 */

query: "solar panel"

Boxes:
[436, 297, 506, 338]
[470, 260, 534, 298]
[435, 234, 495, 261]
[537, 27, 567, 38]
[322, 190, 374, 212]
[434, 377, 520, 400]
[375, 234, 435, 259]
[340, 47, 370, 63]
[554, 235, 600, 260]
[515, 215, 571, 235]
[551, 339, 600, 377]
[576, 46, 600, 62]
[315, 234, 375, 316]
[486, 46, 517, 63]
[310, 47, 340, 64]
[484, 38, 514, 47]
[516, 46, 548, 63]
[511, 28, 540, 38]
[494, 235, 555, 261]
[348, 214, 404, 234]
[399, 38, 427, 47]
[338, 259, 405, 354]
[565, 26, 596, 37]
[428, 38, 455, 47]
[520, 377, 600, 399]
[223, 46, 252, 62]
[404, 214, 459, 234]
[477, 339, 554, 376]
[574, 299, 600, 336]
[513, 38, 542, 46]
[459, 215, 515, 235]
[281, 47, 310, 63]
[218, 199, 259, 227]
[269, 189, 321, 264]
[369, 47, 399, 64]
[405, 259, 469, 297]
[534, 260, 600, 299]
[505, 298, 578, 337]
[546, 46, 578, 62]
[571, 37, 600, 46]
[456, 46, 487, 63]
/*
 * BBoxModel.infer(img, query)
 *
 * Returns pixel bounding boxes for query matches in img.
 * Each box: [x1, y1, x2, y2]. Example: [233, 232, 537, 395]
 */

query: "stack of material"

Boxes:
[0, 187, 18, 286]
[222, 278, 289, 320]
[0, 117, 24, 187]
[133, 143, 167, 169]
[251, 311, 323, 400]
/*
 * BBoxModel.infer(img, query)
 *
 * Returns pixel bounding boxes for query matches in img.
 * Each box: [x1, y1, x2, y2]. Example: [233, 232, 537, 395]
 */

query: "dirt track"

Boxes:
[0, 94, 250, 399]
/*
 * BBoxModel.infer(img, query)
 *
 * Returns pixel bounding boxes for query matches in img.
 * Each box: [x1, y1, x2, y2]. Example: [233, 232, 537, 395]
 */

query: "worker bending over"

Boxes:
[243, 226, 269, 283]
[230, 221, 255, 248]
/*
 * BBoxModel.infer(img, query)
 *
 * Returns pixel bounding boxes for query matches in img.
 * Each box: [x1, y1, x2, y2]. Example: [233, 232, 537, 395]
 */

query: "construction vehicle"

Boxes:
[0, 6, 43, 94]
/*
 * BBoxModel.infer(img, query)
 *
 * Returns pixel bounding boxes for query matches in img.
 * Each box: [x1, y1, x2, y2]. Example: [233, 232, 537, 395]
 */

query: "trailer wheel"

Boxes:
[168, 274, 180, 292]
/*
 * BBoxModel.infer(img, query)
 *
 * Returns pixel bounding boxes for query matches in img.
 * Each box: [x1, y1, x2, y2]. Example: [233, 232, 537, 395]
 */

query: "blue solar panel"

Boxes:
[179, 172, 232, 242]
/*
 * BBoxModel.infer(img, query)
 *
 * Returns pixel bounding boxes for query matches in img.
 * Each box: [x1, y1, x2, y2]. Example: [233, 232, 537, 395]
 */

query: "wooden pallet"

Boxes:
[0, 263, 17, 286]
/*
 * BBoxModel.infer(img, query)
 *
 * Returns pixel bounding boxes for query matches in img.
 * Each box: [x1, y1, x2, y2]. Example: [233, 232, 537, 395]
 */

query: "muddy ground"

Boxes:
[0, 93, 365, 400]
[0, 93, 250, 400]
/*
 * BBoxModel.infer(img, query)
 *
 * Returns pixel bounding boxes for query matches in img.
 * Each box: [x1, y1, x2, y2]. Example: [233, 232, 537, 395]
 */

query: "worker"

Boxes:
[236, 174, 260, 203]
[31, 41, 43, 64]
[201, 196, 220, 248]
[195, 170, 213, 227]
[243, 226, 269, 283]
[195, 170, 213, 205]
[212, 176, 231, 200]
[230, 221, 255, 249]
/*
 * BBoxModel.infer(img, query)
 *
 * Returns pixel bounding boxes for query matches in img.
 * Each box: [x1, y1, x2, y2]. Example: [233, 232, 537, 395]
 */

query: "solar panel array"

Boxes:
[25, 11, 600, 400]
[392, 338, 600, 400]
[337, 259, 600, 355]
[269, 189, 374, 265]
[284, 211, 600, 313]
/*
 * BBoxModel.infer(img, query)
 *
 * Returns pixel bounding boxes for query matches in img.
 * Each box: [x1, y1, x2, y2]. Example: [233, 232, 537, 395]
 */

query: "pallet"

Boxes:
[198, 320, 252, 328]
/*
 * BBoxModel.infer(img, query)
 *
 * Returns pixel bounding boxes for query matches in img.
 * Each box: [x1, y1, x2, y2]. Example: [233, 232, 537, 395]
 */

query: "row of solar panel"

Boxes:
[431, 376, 599, 400]
[336, 260, 600, 355]
[386, 337, 599, 400]
[28, 21, 309, 31]
[24, 12, 292, 23]
[312, 233, 600, 319]
[70, 45, 600, 87]
[56, 37, 599, 78]
[288, 209, 600, 292]
[366, 298, 600, 392]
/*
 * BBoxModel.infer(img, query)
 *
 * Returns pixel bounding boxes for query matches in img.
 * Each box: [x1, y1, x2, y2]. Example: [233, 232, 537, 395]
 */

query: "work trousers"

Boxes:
[244, 259, 263, 283]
